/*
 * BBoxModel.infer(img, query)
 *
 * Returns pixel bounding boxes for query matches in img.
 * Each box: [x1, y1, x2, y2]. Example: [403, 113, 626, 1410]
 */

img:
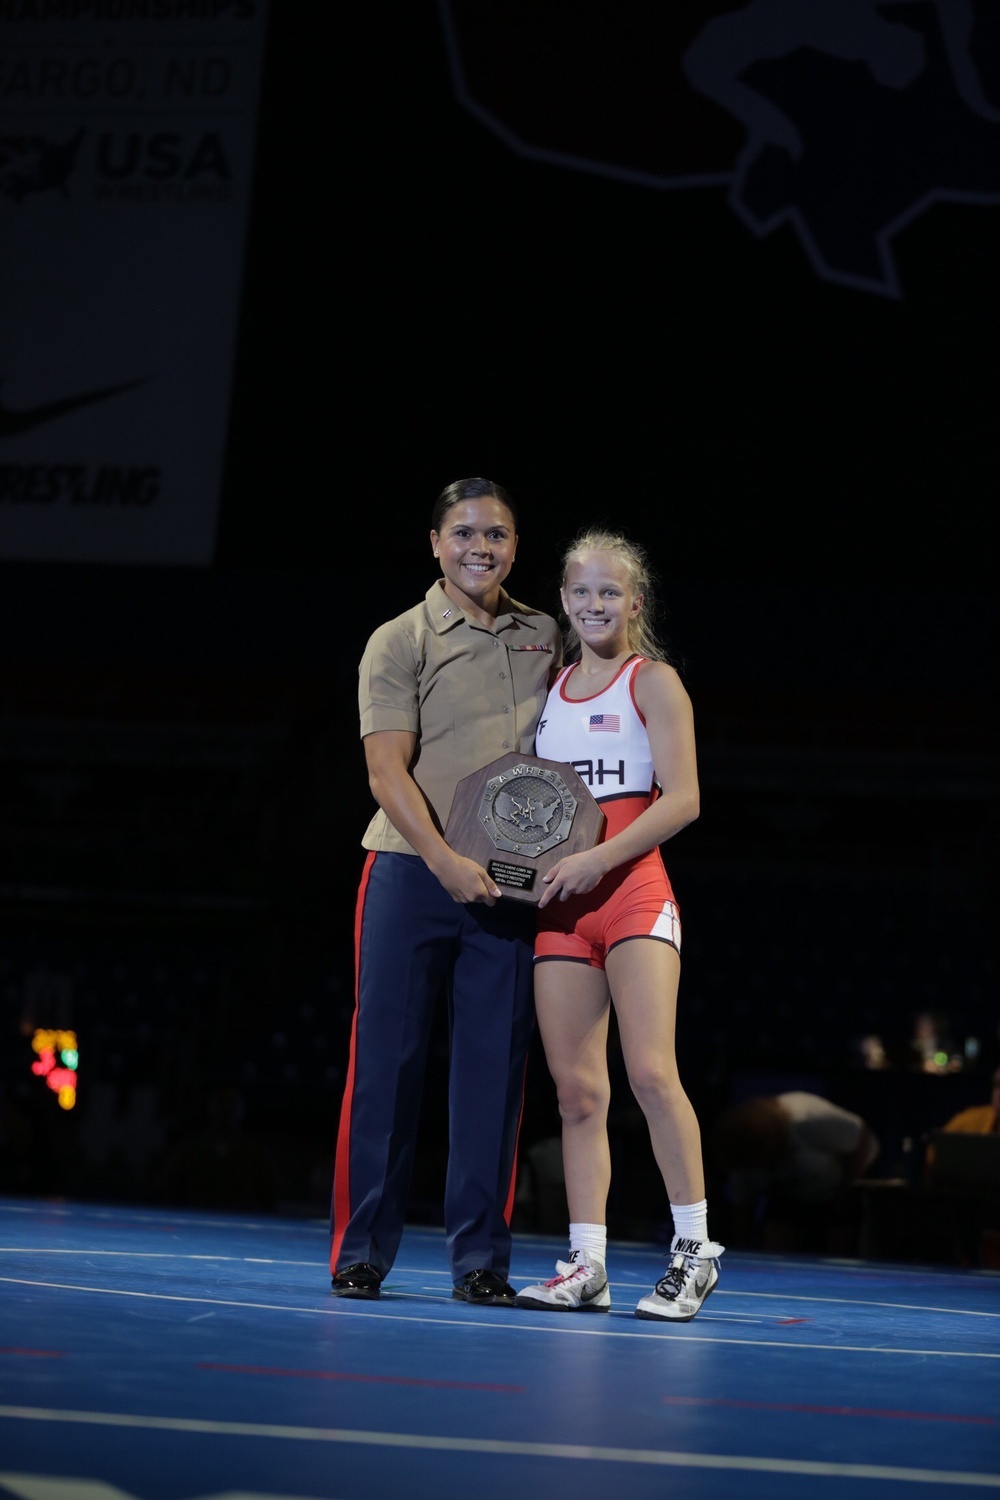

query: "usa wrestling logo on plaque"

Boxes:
[444, 752, 606, 903]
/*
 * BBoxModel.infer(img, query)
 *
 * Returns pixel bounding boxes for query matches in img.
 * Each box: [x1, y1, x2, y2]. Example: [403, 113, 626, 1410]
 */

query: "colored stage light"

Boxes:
[30, 1028, 79, 1109]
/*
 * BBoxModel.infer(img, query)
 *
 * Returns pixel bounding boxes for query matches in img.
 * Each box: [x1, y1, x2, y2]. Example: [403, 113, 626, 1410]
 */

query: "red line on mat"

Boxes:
[0, 1347, 66, 1358]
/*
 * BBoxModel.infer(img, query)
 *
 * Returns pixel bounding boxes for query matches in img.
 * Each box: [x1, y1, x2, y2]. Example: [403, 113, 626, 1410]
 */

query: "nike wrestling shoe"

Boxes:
[515, 1250, 611, 1312]
[635, 1237, 724, 1322]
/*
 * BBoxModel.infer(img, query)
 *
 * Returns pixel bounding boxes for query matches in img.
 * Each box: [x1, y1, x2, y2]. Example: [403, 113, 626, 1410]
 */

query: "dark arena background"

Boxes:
[1, 6, 999, 1498]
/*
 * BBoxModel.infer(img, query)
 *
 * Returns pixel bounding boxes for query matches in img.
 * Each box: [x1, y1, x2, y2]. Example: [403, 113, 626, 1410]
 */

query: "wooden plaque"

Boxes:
[444, 752, 606, 904]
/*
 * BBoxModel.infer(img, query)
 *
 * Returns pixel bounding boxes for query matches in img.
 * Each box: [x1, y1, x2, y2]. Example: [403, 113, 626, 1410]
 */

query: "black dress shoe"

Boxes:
[331, 1262, 383, 1298]
[452, 1268, 517, 1305]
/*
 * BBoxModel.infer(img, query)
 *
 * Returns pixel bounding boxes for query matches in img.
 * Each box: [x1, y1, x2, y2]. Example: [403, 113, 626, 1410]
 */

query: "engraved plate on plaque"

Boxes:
[444, 752, 606, 904]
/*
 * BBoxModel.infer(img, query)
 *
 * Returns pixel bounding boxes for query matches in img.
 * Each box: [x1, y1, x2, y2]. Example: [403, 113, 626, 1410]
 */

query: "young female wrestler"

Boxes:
[516, 529, 722, 1320]
[331, 477, 561, 1305]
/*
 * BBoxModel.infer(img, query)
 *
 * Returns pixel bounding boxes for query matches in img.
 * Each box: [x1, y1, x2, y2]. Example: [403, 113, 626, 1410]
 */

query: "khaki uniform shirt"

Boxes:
[359, 579, 561, 855]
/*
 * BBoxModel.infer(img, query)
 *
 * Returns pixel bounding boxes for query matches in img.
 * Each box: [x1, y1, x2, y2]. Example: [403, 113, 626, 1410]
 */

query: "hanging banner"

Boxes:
[0, 0, 268, 564]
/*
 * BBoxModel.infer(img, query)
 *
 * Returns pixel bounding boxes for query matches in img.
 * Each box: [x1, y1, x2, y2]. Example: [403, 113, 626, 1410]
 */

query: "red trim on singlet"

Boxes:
[330, 850, 376, 1273]
[627, 659, 647, 725]
[557, 654, 640, 703]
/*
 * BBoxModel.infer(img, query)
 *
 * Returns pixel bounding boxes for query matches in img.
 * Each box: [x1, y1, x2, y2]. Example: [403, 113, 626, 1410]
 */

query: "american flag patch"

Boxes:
[589, 713, 620, 732]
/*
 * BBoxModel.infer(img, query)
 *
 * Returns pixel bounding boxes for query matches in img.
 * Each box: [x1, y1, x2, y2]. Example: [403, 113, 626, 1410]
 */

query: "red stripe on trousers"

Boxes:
[502, 1049, 530, 1225]
[330, 850, 376, 1273]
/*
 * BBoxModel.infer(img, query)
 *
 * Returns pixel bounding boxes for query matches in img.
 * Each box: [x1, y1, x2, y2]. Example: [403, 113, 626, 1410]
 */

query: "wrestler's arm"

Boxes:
[537, 661, 699, 907]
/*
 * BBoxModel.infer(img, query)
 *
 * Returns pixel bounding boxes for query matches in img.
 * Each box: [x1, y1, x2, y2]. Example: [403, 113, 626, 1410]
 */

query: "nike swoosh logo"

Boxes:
[694, 1274, 709, 1297]
[0, 377, 149, 439]
[581, 1277, 608, 1302]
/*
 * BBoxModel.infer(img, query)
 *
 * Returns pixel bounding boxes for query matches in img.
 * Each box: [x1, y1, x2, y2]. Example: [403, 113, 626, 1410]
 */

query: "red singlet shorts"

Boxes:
[534, 850, 681, 969]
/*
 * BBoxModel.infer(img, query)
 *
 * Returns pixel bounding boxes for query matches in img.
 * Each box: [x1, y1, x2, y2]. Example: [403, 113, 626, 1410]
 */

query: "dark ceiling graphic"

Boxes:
[438, 0, 1000, 296]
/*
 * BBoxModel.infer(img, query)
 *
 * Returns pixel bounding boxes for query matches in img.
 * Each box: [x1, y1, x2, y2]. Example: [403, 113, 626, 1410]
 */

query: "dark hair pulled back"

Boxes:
[431, 477, 517, 533]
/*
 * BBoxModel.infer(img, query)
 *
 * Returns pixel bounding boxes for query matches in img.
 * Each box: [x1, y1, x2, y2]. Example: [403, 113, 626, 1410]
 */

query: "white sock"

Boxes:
[569, 1222, 607, 1266]
[670, 1199, 708, 1247]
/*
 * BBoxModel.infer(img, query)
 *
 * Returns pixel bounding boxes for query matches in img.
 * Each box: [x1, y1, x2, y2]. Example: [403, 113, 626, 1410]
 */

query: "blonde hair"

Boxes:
[560, 528, 669, 663]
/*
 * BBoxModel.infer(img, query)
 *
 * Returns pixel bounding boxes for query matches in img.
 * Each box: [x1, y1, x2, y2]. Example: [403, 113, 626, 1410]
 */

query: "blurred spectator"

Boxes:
[712, 1091, 879, 1253]
[939, 1065, 1000, 1136]
[910, 1065, 1000, 1267]
[857, 1034, 888, 1070]
[909, 1009, 961, 1074]
[922, 1064, 1000, 1182]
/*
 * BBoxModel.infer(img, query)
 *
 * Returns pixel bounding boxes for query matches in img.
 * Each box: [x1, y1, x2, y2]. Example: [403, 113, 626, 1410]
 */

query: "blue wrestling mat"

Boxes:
[1, 1197, 998, 1500]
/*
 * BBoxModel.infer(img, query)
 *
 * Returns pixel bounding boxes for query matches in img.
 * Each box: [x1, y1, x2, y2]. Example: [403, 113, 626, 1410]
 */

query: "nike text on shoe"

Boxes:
[635, 1238, 724, 1322]
[331, 1262, 382, 1299]
[515, 1250, 611, 1311]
